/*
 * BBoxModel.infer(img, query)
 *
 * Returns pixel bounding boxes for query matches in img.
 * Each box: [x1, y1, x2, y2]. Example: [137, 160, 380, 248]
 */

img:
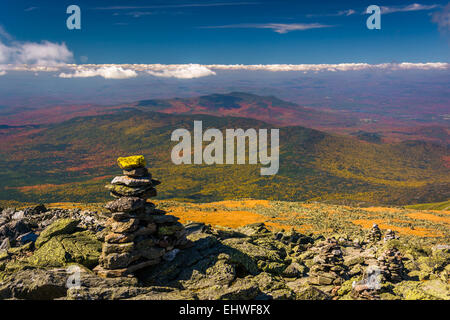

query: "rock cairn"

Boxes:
[383, 229, 398, 242]
[309, 238, 347, 286]
[351, 265, 382, 300]
[377, 248, 405, 282]
[94, 155, 189, 278]
[367, 223, 382, 242]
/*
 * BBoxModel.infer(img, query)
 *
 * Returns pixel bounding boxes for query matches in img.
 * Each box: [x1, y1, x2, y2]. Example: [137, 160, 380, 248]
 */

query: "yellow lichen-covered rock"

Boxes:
[117, 155, 146, 170]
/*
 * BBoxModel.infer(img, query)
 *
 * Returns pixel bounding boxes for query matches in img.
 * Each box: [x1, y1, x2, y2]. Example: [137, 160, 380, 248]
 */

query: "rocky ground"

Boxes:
[0, 204, 449, 300]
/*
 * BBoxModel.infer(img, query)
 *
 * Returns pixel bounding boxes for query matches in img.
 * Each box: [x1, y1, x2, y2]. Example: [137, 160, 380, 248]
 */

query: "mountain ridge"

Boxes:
[0, 108, 448, 205]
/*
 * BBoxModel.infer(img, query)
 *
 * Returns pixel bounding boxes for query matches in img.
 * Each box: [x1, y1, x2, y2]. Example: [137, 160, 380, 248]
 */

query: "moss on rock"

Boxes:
[6, 230, 101, 272]
[117, 155, 146, 170]
[35, 218, 80, 248]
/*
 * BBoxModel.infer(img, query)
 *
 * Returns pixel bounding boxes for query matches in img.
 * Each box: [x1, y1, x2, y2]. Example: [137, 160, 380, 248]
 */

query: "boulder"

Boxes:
[11, 211, 25, 220]
[35, 218, 80, 248]
[0, 268, 69, 300]
[0, 267, 138, 300]
[1, 208, 15, 218]
[283, 262, 306, 278]
[6, 231, 101, 271]
[296, 285, 331, 300]
[17, 232, 38, 245]
[0, 220, 31, 244]
[0, 238, 10, 250]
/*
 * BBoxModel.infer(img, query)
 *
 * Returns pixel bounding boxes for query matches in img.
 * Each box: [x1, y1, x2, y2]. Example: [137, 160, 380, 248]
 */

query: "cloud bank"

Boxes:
[207, 62, 449, 72]
[1, 63, 447, 80]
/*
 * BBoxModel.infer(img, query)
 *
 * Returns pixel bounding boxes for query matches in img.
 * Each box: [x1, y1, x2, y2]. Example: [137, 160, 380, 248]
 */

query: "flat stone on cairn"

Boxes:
[94, 155, 189, 278]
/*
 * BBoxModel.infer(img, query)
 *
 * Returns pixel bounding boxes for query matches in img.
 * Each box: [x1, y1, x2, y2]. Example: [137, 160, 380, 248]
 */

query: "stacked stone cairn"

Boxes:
[383, 229, 398, 242]
[367, 223, 382, 242]
[377, 247, 405, 282]
[351, 265, 383, 300]
[309, 238, 348, 286]
[94, 155, 189, 278]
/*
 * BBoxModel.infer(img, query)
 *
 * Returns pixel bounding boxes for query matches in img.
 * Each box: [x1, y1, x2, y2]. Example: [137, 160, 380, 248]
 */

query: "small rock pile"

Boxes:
[94, 155, 189, 278]
[351, 265, 383, 300]
[367, 223, 382, 242]
[383, 229, 398, 242]
[309, 238, 348, 286]
[377, 248, 405, 282]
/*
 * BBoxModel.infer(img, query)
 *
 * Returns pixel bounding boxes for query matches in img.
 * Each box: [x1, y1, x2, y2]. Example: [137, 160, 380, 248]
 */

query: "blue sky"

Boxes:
[1, 0, 449, 64]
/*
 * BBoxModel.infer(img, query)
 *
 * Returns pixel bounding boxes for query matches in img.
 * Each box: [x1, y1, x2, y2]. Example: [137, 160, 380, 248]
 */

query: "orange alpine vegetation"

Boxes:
[167, 205, 309, 232]
[351, 218, 444, 237]
[170, 208, 271, 229]
[363, 207, 404, 214]
[198, 199, 272, 209]
[406, 212, 450, 224]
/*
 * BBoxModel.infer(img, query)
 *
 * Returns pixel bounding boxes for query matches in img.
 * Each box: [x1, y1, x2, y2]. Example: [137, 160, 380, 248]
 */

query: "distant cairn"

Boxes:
[367, 223, 382, 242]
[94, 155, 190, 278]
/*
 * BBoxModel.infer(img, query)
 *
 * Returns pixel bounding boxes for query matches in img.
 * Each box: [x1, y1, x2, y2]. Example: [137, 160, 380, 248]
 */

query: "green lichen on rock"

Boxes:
[392, 280, 449, 300]
[257, 261, 286, 274]
[0, 250, 8, 261]
[6, 230, 101, 272]
[157, 223, 184, 236]
[117, 155, 146, 170]
[35, 218, 80, 248]
[222, 238, 283, 263]
[337, 276, 362, 296]
[296, 285, 330, 300]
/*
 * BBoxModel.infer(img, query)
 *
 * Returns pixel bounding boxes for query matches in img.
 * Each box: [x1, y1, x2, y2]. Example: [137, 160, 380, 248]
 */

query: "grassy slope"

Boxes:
[406, 200, 450, 211]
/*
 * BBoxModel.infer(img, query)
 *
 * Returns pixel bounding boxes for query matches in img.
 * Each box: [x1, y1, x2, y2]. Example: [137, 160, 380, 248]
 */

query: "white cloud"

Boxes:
[0, 70, 6, 76]
[340, 9, 356, 16]
[24, 7, 39, 12]
[432, 3, 450, 33]
[15, 41, 73, 66]
[307, 9, 356, 17]
[0, 40, 73, 66]
[146, 64, 216, 79]
[380, 3, 440, 14]
[201, 23, 333, 33]
[59, 66, 138, 79]
[0, 26, 73, 67]
[0, 26, 13, 41]
[126, 11, 155, 18]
